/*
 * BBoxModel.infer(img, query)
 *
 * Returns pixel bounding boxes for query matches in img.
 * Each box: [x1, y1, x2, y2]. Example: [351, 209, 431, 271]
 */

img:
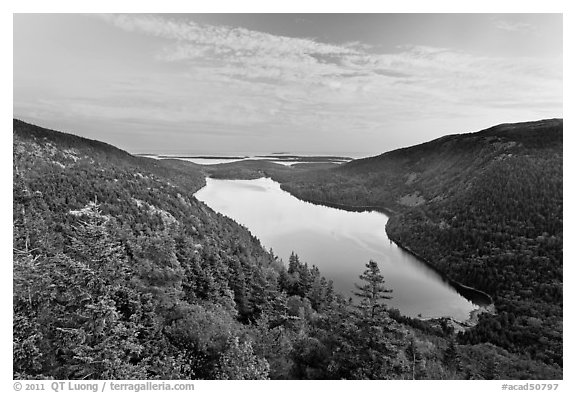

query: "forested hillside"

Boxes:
[273, 119, 561, 212]
[13, 119, 561, 380]
[13, 120, 281, 378]
[259, 119, 563, 369]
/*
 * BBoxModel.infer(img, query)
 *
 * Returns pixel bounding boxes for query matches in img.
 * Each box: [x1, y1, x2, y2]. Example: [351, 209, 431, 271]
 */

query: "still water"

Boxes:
[195, 177, 479, 321]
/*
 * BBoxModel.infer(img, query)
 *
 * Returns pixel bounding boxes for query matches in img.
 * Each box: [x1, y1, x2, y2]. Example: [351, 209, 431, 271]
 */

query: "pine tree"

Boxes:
[298, 262, 312, 297]
[322, 260, 404, 379]
[287, 251, 300, 274]
[443, 338, 460, 371]
[67, 201, 127, 282]
[353, 260, 393, 319]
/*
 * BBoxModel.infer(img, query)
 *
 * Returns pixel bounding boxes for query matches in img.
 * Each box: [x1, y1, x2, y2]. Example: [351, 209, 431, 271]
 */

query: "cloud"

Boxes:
[96, 15, 559, 97]
[97, 14, 356, 58]
[492, 18, 536, 33]
[46, 14, 560, 149]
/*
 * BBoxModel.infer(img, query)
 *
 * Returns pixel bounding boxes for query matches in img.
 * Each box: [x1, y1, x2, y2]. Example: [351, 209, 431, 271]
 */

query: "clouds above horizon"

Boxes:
[14, 14, 562, 154]
[492, 17, 537, 33]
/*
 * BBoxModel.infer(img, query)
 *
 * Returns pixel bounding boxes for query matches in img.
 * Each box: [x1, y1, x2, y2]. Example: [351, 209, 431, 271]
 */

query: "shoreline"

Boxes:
[419, 303, 496, 333]
[274, 184, 494, 308]
[388, 236, 494, 306]
[454, 303, 496, 332]
[275, 188, 399, 217]
[198, 175, 495, 324]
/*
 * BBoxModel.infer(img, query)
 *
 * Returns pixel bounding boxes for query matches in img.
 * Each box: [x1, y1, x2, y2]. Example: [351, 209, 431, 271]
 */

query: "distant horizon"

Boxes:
[14, 115, 563, 161]
[132, 150, 373, 158]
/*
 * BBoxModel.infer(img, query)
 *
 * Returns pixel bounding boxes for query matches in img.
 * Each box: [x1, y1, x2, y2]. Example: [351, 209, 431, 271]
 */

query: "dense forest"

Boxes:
[211, 119, 563, 373]
[13, 119, 562, 380]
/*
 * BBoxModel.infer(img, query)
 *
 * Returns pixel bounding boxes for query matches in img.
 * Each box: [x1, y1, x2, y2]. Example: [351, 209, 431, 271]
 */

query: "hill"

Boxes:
[13, 119, 561, 380]
[13, 119, 207, 193]
[13, 119, 285, 378]
[274, 119, 562, 213]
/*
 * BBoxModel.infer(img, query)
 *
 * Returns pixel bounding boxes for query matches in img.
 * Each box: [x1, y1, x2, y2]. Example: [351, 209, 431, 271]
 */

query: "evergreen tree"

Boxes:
[444, 339, 460, 371]
[287, 252, 300, 274]
[322, 261, 404, 379]
[353, 260, 393, 319]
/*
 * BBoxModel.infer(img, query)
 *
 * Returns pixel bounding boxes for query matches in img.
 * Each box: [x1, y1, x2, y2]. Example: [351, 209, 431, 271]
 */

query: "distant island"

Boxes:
[135, 153, 354, 166]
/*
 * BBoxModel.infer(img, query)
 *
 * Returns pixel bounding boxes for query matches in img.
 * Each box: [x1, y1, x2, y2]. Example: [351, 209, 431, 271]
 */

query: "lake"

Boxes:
[195, 177, 480, 321]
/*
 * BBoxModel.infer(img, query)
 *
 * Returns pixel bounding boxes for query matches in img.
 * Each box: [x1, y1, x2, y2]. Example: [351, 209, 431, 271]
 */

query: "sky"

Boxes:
[13, 13, 563, 156]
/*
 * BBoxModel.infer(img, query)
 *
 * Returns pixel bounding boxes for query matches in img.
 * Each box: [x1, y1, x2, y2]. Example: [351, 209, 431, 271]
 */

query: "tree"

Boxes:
[353, 260, 393, 320]
[405, 337, 424, 380]
[67, 201, 130, 282]
[318, 261, 405, 379]
[13, 249, 147, 379]
[216, 337, 270, 380]
[483, 356, 498, 380]
[444, 338, 460, 371]
[287, 252, 300, 274]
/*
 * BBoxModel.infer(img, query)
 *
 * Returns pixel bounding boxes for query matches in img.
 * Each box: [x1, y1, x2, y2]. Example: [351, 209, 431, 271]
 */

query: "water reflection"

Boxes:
[195, 177, 479, 321]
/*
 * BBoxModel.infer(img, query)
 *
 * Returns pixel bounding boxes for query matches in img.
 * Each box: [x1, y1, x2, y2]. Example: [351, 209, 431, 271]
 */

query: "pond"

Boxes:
[195, 177, 483, 321]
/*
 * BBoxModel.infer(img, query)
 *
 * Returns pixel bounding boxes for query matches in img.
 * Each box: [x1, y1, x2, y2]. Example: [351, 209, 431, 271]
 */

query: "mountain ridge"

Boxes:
[345, 118, 562, 169]
[273, 118, 562, 214]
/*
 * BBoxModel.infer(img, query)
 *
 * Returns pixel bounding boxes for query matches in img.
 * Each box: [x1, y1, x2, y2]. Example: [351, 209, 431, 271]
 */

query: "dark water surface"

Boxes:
[195, 177, 479, 321]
